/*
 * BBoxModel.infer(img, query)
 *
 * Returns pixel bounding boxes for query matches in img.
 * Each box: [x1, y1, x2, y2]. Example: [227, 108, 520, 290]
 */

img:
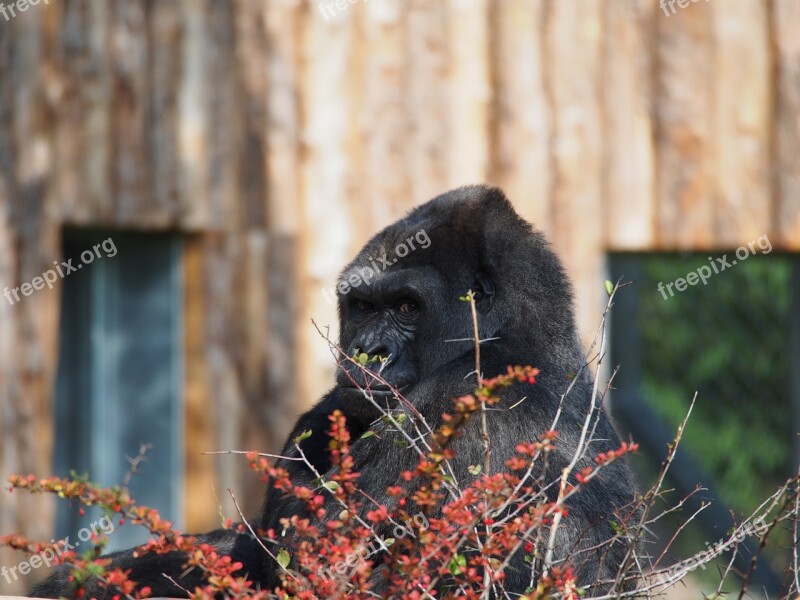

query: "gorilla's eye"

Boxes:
[353, 299, 375, 312]
[397, 299, 418, 315]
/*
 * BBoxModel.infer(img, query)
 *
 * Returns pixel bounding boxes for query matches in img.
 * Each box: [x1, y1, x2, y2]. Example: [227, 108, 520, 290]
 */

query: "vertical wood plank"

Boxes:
[491, 0, 552, 233]
[232, 0, 268, 230]
[358, 0, 410, 227]
[178, 0, 211, 228]
[53, 0, 112, 223]
[204, 0, 240, 230]
[446, 0, 491, 187]
[406, 0, 448, 206]
[7, 6, 59, 584]
[265, 0, 303, 436]
[109, 0, 150, 223]
[0, 21, 23, 595]
[603, 0, 656, 250]
[298, 5, 357, 407]
[545, 0, 605, 344]
[654, 0, 714, 248]
[232, 0, 273, 515]
[147, 0, 183, 224]
[711, 0, 771, 246]
[774, 0, 800, 249]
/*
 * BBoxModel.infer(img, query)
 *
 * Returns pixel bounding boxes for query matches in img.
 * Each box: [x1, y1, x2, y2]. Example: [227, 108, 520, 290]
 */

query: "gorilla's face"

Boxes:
[335, 263, 444, 398]
[335, 257, 498, 407]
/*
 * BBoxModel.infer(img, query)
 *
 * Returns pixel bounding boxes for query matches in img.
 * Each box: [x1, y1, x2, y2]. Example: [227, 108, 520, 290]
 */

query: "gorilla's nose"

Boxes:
[351, 335, 399, 369]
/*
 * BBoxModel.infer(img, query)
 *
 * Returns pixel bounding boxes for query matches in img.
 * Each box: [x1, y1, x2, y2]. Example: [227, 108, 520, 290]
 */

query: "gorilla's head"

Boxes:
[334, 185, 587, 412]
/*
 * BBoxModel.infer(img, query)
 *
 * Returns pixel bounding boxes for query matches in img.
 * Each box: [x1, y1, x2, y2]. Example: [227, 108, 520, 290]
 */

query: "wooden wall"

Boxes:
[0, 0, 798, 592]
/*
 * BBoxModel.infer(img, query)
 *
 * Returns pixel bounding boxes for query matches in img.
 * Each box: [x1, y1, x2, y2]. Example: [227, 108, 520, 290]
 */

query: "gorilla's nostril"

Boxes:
[365, 346, 388, 359]
[353, 338, 394, 364]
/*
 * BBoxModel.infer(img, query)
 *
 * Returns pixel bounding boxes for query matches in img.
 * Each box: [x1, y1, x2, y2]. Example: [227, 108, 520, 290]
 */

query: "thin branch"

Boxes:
[122, 443, 153, 488]
[226, 489, 298, 582]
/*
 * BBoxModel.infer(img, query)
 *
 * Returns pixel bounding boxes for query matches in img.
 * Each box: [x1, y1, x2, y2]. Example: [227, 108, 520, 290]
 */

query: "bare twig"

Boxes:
[226, 489, 297, 581]
[613, 391, 697, 591]
[122, 443, 153, 488]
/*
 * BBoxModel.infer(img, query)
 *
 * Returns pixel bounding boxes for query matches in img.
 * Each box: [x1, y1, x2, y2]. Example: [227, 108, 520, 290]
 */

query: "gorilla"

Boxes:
[30, 185, 638, 598]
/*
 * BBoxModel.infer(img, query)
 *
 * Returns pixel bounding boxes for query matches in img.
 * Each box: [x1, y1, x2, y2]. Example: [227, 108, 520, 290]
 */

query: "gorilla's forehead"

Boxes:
[338, 263, 443, 299]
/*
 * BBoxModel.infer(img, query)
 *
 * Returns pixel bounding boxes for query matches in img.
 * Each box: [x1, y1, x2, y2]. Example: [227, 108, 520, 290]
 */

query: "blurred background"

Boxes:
[0, 0, 798, 596]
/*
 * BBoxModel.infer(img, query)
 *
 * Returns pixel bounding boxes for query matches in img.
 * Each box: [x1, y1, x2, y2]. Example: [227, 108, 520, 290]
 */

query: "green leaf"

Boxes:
[357, 352, 369, 365]
[322, 480, 340, 492]
[467, 464, 482, 475]
[276, 549, 291, 569]
[294, 429, 313, 444]
[382, 413, 407, 427]
[360, 430, 376, 439]
[85, 561, 108, 577]
[448, 554, 467, 576]
[383, 537, 395, 547]
[604, 279, 615, 296]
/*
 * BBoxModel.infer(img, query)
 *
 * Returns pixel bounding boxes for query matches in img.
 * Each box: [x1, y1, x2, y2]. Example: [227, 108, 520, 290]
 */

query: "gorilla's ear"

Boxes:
[473, 272, 495, 314]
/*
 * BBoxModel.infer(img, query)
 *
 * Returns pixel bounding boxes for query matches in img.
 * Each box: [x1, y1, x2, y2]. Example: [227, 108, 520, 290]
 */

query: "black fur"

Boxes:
[30, 185, 637, 598]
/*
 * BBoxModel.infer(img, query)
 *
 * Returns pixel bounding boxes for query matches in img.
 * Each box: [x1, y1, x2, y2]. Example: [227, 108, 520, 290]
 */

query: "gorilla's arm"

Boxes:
[28, 529, 262, 599]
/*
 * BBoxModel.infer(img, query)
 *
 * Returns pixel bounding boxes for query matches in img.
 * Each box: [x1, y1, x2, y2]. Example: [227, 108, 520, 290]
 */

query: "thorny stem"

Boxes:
[612, 391, 697, 594]
[466, 290, 491, 479]
[293, 443, 394, 558]
[736, 493, 790, 600]
[227, 489, 297, 581]
[542, 280, 617, 582]
[466, 289, 494, 599]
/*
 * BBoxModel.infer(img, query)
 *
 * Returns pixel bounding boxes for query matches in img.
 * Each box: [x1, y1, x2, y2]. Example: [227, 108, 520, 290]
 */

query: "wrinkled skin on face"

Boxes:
[30, 185, 638, 599]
